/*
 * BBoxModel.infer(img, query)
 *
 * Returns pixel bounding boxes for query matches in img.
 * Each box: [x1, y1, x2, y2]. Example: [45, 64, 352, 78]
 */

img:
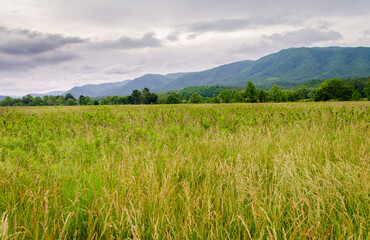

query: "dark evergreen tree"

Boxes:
[245, 81, 257, 103]
[130, 90, 142, 104]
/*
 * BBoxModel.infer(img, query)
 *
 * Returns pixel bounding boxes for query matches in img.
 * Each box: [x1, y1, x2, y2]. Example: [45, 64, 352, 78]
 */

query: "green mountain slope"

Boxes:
[159, 60, 254, 91]
[66, 81, 131, 98]
[220, 47, 370, 89]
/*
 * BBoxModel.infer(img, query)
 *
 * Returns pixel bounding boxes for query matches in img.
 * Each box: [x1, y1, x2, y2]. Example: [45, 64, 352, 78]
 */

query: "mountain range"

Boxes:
[29, 46, 370, 98]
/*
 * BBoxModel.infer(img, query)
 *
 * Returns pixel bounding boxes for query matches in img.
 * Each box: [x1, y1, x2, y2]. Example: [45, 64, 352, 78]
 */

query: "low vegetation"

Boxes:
[0, 102, 369, 239]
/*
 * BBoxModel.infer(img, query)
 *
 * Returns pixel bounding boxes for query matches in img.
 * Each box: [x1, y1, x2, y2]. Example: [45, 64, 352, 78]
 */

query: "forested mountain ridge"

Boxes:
[218, 47, 370, 89]
[158, 60, 255, 91]
[161, 47, 370, 91]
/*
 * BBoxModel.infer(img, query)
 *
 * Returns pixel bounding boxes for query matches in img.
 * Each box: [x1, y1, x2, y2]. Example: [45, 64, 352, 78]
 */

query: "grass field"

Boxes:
[0, 102, 369, 239]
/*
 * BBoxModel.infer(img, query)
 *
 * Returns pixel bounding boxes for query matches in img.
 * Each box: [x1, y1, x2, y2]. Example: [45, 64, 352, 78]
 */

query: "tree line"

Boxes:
[1, 78, 369, 106]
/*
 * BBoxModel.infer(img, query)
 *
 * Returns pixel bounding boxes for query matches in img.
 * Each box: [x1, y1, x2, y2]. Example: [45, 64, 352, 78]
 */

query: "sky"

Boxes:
[0, 0, 369, 96]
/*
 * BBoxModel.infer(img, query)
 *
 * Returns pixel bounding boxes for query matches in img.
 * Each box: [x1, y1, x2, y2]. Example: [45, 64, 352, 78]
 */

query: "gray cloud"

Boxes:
[185, 17, 301, 33]
[43, 0, 370, 32]
[0, 27, 85, 56]
[263, 28, 342, 45]
[187, 19, 254, 33]
[0, 52, 79, 71]
[363, 30, 370, 35]
[230, 28, 344, 59]
[97, 32, 162, 50]
[102, 63, 142, 75]
[0, 26, 83, 71]
[166, 33, 179, 42]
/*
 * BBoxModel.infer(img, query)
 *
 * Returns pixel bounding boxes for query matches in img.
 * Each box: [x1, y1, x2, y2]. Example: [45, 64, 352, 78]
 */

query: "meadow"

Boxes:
[0, 102, 369, 239]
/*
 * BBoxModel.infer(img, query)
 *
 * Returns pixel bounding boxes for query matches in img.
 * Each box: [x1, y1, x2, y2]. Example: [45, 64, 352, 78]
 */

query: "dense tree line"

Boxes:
[1, 78, 369, 107]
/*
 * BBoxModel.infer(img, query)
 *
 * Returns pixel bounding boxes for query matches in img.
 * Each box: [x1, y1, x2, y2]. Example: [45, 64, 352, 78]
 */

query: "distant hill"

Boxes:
[0, 96, 5, 101]
[31, 91, 66, 97]
[66, 80, 131, 98]
[60, 74, 179, 98]
[158, 47, 370, 91]
[220, 47, 370, 89]
[159, 60, 254, 91]
[104, 74, 173, 96]
[23, 47, 370, 98]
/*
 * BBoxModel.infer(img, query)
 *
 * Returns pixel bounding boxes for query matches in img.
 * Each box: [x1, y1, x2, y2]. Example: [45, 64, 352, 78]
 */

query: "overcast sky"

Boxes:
[0, 0, 369, 96]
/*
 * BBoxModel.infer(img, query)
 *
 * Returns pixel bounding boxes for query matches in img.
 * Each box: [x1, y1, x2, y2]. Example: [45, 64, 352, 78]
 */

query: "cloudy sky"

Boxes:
[0, 0, 369, 96]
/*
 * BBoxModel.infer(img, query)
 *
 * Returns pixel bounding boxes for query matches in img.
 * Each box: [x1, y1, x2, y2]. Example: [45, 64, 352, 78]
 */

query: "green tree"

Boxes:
[111, 95, 119, 105]
[78, 95, 93, 105]
[156, 94, 166, 104]
[257, 89, 267, 103]
[287, 90, 299, 102]
[65, 93, 76, 102]
[78, 95, 87, 105]
[185, 94, 191, 102]
[230, 90, 243, 103]
[44, 95, 57, 106]
[130, 90, 142, 104]
[32, 96, 44, 106]
[141, 88, 158, 104]
[165, 92, 181, 104]
[105, 96, 113, 105]
[1, 96, 14, 106]
[65, 98, 77, 106]
[219, 89, 231, 103]
[296, 86, 307, 100]
[206, 97, 213, 103]
[245, 81, 257, 103]
[352, 90, 362, 101]
[100, 98, 107, 105]
[364, 79, 370, 100]
[315, 78, 353, 101]
[119, 96, 128, 104]
[189, 93, 203, 103]
[21, 94, 34, 106]
[268, 85, 283, 102]
[212, 94, 220, 103]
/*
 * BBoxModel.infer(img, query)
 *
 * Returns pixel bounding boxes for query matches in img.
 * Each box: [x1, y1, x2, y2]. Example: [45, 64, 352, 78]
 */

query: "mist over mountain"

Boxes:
[27, 47, 370, 98]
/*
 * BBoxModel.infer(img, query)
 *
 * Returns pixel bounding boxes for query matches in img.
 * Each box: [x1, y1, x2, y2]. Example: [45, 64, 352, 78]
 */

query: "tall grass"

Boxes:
[0, 102, 369, 239]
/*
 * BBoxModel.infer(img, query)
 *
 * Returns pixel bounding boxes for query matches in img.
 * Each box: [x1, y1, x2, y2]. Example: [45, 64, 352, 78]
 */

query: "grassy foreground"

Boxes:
[0, 102, 369, 239]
